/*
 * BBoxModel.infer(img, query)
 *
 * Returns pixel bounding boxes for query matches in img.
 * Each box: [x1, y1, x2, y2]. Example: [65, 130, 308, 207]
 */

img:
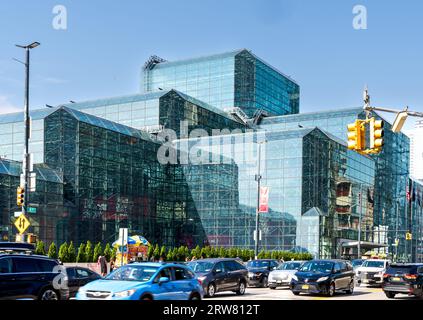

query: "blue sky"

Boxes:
[0, 0, 422, 129]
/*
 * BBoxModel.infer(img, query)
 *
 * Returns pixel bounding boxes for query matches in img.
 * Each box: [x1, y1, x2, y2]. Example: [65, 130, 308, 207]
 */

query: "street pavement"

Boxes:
[211, 285, 420, 300]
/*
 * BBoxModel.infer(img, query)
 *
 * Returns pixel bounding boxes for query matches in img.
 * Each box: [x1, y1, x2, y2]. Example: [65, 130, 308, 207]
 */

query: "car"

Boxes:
[351, 259, 364, 271]
[290, 259, 355, 297]
[0, 253, 68, 300]
[268, 261, 305, 289]
[65, 266, 102, 298]
[382, 263, 423, 299]
[356, 259, 390, 286]
[187, 258, 248, 298]
[76, 262, 203, 300]
[246, 259, 280, 287]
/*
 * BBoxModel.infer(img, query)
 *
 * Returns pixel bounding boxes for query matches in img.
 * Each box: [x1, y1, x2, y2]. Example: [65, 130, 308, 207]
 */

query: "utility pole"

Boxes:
[395, 200, 399, 262]
[254, 141, 264, 259]
[357, 184, 363, 259]
[15, 42, 40, 238]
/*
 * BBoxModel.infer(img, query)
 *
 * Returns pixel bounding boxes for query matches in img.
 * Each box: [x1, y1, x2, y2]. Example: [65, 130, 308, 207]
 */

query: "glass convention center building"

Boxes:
[0, 49, 421, 260]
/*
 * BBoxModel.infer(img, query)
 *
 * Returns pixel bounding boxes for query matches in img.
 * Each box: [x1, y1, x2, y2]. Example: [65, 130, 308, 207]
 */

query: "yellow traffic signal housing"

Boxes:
[347, 120, 365, 151]
[370, 117, 384, 150]
[17, 186, 25, 207]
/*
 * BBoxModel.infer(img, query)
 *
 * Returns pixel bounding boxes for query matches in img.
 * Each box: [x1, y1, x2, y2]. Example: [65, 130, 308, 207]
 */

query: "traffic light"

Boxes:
[347, 120, 365, 151]
[369, 117, 384, 150]
[17, 187, 25, 207]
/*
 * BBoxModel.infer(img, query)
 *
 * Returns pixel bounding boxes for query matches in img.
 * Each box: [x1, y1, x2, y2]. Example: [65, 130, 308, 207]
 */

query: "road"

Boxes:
[211, 285, 419, 300]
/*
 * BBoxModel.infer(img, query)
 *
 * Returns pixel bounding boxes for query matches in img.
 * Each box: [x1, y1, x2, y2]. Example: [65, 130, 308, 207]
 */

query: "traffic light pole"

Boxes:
[254, 142, 263, 260]
[22, 46, 30, 218]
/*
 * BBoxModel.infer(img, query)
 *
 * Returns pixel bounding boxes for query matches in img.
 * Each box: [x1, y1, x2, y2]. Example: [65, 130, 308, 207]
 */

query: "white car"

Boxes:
[268, 261, 305, 289]
[356, 259, 390, 286]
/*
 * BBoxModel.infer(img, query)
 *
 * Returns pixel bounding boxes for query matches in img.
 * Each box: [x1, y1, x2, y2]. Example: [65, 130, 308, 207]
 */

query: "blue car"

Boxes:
[75, 262, 203, 300]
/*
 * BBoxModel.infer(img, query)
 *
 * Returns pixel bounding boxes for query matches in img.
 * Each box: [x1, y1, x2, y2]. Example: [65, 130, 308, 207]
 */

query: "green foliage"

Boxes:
[47, 242, 57, 259]
[67, 241, 76, 262]
[191, 245, 201, 260]
[58, 242, 68, 262]
[111, 246, 117, 261]
[35, 241, 46, 256]
[153, 244, 160, 261]
[160, 245, 167, 260]
[147, 245, 154, 260]
[93, 242, 103, 263]
[76, 243, 86, 263]
[104, 243, 112, 262]
[85, 241, 93, 263]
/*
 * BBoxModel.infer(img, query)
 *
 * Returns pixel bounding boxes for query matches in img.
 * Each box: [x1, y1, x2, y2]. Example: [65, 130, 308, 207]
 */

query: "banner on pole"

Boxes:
[259, 187, 269, 213]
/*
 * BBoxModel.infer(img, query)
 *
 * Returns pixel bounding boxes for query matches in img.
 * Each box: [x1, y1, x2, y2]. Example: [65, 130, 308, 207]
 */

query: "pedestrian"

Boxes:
[98, 254, 108, 277]
[110, 257, 116, 272]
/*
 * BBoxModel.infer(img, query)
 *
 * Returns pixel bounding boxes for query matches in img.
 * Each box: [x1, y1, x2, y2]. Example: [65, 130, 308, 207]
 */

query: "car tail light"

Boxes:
[383, 273, 390, 278]
[404, 274, 417, 280]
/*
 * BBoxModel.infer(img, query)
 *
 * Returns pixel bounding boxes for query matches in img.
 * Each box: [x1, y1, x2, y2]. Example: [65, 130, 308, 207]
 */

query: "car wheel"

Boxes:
[207, 283, 216, 298]
[39, 288, 59, 301]
[385, 291, 396, 299]
[189, 292, 201, 300]
[236, 281, 246, 295]
[261, 276, 268, 288]
[292, 291, 300, 296]
[327, 283, 335, 297]
[269, 286, 276, 290]
[346, 280, 354, 294]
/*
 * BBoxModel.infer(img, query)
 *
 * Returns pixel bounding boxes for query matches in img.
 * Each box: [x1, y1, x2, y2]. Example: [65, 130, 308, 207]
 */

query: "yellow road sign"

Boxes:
[14, 214, 30, 234]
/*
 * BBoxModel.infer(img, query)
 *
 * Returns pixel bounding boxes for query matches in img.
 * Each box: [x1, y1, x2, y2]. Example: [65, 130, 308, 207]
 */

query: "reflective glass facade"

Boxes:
[142, 49, 300, 117]
[177, 128, 375, 258]
[260, 109, 411, 259]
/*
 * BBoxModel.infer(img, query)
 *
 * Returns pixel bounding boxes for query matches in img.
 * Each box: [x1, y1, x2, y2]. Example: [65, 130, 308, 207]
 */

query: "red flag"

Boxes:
[259, 187, 269, 213]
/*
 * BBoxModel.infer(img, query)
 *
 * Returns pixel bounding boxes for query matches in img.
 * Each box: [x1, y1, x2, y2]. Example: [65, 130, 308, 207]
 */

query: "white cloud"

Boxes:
[0, 96, 21, 114]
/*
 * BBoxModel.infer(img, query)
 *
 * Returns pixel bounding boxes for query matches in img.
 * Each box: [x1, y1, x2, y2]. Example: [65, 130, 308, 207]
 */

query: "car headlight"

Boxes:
[317, 276, 329, 282]
[291, 275, 298, 281]
[114, 289, 136, 298]
[78, 288, 86, 294]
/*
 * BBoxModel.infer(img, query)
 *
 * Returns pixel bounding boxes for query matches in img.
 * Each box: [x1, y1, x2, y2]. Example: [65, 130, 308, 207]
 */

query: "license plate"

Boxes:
[302, 285, 310, 290]
[392, 277, 401, 282]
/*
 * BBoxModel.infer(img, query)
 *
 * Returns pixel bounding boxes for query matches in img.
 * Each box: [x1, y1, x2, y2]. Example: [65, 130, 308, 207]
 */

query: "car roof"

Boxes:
[189, 258, 241, 263]
[0, 253, 56, 260]
[125, 262, 188, 268]
[389, 263, 423, 267]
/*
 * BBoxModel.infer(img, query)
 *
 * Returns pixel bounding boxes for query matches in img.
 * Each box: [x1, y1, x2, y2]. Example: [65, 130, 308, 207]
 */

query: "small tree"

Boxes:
[67, 241, 76, 262]
[191, 245, 201, 260]
[47, 242, 57, 259]
[76, 243, 86, 263]
[153, 244, 160, 261]
[147, 244, 154, 261]
[111, 246, 117, 261]
[58, 242, 68, 262]
[104, 243, 112, 262]
[93, 242, 102, 263]
[85, 241, 93, 263]
[160, 245, 167, 260]
[35, 241, 46, 256]
[166, 250, 174, 262]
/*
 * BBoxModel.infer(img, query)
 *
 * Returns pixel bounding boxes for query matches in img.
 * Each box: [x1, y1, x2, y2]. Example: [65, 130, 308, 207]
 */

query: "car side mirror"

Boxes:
[158, 277, 170, 285]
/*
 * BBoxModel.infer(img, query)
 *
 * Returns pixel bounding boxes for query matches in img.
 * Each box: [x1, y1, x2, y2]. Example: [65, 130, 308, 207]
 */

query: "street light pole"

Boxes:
[395, 200, 399, 262]
[254, 142, 263, 259]
[15, 42, 40, 224]
[357, 184, 363, 259]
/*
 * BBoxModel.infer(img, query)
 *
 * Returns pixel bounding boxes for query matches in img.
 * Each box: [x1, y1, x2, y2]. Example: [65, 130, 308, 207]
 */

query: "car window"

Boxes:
[36, 259, 58, 272]
[417, 267, 423, 274]
[224, 261, 237, 272]
[340, 262, 347, 272]
[214, 262, 225, 273]
[13, 257, 40, 273]
[0, 258, 12, 274]
[66, 268, 75, 278]
[173, 267, 193, 281]
[76, 268, 90, 278]
[333, 263, 341, 273]
[154, 267, 172, 283]
[346, 262, 353, 271]
[271, 261, 279, 269]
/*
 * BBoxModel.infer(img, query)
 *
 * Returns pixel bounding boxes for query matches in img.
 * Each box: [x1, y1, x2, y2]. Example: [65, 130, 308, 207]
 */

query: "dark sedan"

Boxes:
[246, 259, 280, 287]
[290, 259, 355, 297]
[382, 263, 423, 299]
[65, 266, 101, 298]
[187, 258, 248, 298]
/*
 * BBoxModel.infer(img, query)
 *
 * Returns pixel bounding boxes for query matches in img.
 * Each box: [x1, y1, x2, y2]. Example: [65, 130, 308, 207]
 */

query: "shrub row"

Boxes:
[35, 241, 313, 263]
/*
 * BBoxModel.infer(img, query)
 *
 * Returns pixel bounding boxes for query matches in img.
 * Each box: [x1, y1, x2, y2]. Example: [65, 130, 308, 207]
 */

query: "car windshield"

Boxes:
[362, 261, 385, 268]
[351, 260, 364, 267]
[277, 262, 301, 270]
[187, 261, 215, 273]
[105, 265, 158, 282]
[300, 261, 334, 273]
[247, 261, 270, 269]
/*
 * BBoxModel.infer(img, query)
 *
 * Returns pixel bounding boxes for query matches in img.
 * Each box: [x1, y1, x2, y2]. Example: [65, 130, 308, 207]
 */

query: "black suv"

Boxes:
[382, 263, 423, 299]
[0, 253, 69, 300]
[246, 259, 280, 287]
[290, 259, 355, 297]
[187, 258, 248, 298]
